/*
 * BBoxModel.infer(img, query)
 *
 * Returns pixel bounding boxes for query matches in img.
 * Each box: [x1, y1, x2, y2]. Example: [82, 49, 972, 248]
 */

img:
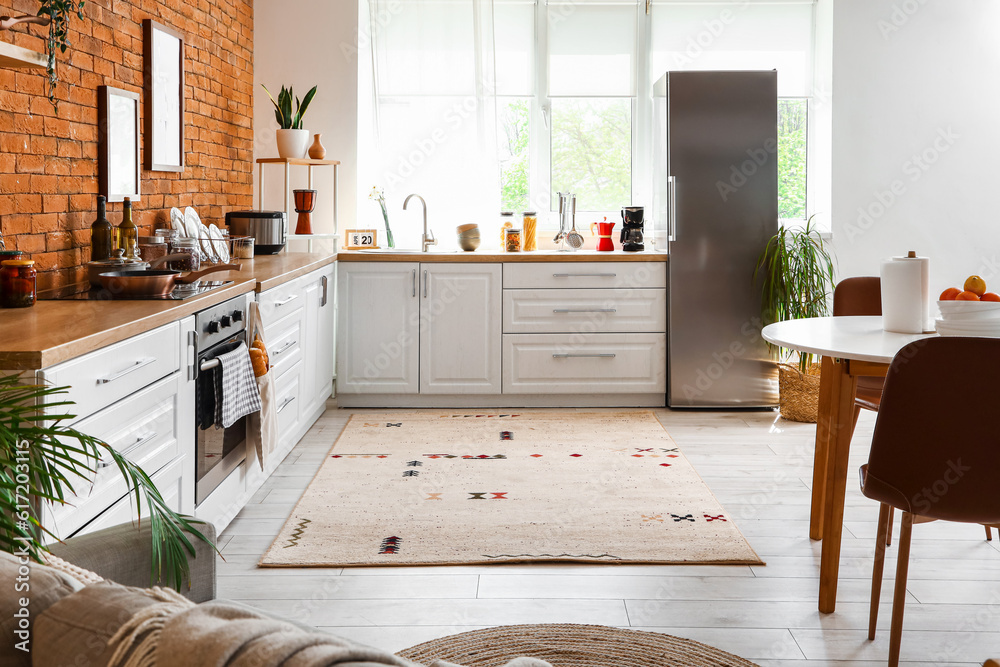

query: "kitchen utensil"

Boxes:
[198, 222, 216, 262]
[226, 210, 287, 255]
[183, 207, 201, 240]
[553, 193, 567, 243]
[620, 206, 645, 252]
[170, 207, 186, 234]
[591, 218, 616, 251]
[209, 224, 230, 263]
[86, 249, 149, 284]
[565, 196, 583, 249]
[97, 262, 242, 297]
[456, 224, 481, 251]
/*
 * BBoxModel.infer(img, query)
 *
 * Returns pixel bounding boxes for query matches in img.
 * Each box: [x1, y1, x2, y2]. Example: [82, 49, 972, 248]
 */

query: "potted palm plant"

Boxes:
[262, 84, 318, 159]
[0, 373, 212, 588]
[754, 216, 836, 422]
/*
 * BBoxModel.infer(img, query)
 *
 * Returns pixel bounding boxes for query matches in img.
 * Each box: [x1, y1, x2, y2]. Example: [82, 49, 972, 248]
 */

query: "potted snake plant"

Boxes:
[0, 0, 86, 110]
[262, 84, 318, 159]
[0, 373, 213, 588]
[753, 215, 836, 422]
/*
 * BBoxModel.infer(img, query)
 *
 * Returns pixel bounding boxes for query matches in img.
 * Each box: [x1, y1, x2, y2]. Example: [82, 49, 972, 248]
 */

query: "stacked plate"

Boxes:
[935, 300, 1000, 336]
[169, 206, 230, 263]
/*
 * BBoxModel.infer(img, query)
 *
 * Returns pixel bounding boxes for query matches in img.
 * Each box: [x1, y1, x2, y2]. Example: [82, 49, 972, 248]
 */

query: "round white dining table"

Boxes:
[761, 316, 935, 613]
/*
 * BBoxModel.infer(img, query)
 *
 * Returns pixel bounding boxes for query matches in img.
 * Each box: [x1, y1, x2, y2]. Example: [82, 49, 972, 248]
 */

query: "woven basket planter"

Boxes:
[778, 362, 822, 423]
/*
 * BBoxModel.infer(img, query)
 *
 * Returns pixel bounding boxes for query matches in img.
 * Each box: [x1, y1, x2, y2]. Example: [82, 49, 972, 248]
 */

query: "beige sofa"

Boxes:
[0, 523, 543, 667]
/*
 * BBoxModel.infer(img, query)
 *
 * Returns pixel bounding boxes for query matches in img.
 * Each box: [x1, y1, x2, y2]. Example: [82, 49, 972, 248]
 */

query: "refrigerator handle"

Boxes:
[667, 176, 677, 242]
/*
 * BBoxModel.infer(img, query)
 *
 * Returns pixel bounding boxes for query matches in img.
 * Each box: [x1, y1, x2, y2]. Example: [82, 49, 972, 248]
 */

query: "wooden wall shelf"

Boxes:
[0, 41, 46, 69]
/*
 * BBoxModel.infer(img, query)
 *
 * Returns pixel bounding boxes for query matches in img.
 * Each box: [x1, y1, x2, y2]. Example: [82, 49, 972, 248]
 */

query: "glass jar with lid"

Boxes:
[500, 211, 516, 246]
[170, 238, 201, 272]
[504, 227, 522, 252]
[522, 211, 537, 251]
[1, 259, 37, 308]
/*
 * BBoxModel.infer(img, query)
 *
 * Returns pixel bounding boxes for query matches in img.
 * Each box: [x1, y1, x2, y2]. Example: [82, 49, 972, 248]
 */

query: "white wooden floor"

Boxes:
[218, 403, 1000, 666]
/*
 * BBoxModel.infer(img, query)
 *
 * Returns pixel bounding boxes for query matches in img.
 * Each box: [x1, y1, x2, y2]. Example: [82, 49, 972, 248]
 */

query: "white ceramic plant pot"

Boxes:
[276, 129, 310, 159]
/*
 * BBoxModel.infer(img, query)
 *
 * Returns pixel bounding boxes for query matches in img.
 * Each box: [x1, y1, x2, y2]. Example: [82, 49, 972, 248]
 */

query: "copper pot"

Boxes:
[96, 262, 242, 297]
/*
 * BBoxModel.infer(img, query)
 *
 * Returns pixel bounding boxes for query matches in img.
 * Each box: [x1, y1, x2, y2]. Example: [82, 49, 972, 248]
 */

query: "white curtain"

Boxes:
[363, 0, 502, 250]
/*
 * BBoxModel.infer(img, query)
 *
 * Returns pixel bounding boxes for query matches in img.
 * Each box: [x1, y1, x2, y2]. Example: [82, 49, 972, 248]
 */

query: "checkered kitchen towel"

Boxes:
[214, 341, 262, 428]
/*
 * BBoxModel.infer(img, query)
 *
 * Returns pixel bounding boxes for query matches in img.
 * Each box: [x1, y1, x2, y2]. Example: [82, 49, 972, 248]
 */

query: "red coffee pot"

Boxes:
[590, 218, 615, 251]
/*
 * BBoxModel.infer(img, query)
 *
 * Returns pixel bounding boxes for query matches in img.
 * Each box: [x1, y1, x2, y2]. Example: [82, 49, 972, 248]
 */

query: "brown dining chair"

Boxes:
[862, 337, 1000, 667]
[835, 277, 992, 543]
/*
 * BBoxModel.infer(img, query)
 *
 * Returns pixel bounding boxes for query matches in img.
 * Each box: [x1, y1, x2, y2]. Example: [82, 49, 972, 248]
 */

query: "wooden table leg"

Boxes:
[818, 358, 858, 613]
[810, 355, 836, 540]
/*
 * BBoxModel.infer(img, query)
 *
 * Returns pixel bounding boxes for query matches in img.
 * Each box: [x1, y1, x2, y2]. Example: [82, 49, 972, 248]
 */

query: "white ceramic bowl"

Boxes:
[936, 300, 1000, 320]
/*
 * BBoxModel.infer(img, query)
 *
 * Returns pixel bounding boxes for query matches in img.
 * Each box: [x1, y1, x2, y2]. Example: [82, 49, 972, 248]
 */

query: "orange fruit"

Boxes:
[964, 275, 987, 296]
[956, 290, 981, 301]
[939, 287, 961, 301]
[982, 292, 1000, 302]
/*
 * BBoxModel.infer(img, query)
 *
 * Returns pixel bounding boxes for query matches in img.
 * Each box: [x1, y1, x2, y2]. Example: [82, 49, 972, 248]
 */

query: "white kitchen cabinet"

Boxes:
[420, 263, 502, 394]
[303, 265, 336, 416]
[337, 262, 421, 394]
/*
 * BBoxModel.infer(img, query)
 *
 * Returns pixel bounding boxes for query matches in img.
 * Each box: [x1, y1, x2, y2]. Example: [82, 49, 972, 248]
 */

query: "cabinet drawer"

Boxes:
[502, 333, 666, 394]
[41, 322, 180, 422]
[50, 372, 185, 538]
[504, 288, 666, 333]
[503, 262, 666, 290]
[274, 361, 302, 442]
[266, 314, 304, 379]
[258, 279, 305, 324]
[71, 456, 185, 539]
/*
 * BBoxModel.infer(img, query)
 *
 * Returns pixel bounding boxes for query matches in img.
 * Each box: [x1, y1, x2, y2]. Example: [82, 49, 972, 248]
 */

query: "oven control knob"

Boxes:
[207, 320, 221, 334]
[232, 310, 244, 322]
[220, 315, 232, 328]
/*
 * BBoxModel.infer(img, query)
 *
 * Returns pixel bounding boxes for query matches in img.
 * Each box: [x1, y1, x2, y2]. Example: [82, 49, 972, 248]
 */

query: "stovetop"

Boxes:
[38, 281, 235, 301]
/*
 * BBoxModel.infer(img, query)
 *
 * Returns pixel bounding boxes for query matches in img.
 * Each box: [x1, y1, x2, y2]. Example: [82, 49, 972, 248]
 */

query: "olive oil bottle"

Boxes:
[117, 197, 139, 260]
[90, 195, 114, 261]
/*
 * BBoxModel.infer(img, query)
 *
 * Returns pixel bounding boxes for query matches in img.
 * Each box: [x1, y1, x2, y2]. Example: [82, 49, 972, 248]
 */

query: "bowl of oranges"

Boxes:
[937, 276, 1000, 327]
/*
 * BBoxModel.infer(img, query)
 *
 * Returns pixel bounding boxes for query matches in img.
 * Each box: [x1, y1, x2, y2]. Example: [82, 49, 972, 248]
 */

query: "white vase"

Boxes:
[276, 129, 310, 159]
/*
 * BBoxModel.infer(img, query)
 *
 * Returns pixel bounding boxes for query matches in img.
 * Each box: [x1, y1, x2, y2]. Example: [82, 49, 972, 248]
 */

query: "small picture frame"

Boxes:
[345, 229, 379, 250]
[144, 19, 185, 172]
[98, 85, 141, 203]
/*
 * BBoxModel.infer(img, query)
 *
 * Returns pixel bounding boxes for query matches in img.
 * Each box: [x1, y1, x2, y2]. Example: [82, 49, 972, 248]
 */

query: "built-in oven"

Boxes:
[194, 293, 252, 505]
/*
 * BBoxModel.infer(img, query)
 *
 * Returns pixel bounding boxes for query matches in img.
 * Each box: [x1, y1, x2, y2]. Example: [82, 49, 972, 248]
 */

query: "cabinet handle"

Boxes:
[272, 340, 296, 357]
[423, 270, 428, 298]
[412, 269, 416, 298]
[277, 395, 295, 413]
[99, 431, 157, 468]
[274, 294, 298, 307]
[552, 308, 617, 313]
[320, 275, 329, 307]
[552, 353, 617, 359]
[99, 357, 155, 385]
[552, 273, 617, 278]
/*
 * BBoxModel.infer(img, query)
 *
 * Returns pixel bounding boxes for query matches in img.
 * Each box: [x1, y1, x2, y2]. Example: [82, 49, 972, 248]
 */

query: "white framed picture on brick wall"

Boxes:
[144, 19, 185, 173]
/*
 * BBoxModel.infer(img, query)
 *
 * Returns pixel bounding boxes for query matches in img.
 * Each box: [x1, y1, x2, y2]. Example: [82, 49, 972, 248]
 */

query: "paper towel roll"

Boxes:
[881, 253, 930, 333]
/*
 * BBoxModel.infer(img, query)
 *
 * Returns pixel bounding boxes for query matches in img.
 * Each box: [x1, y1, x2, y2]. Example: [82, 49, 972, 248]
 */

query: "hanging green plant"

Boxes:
[0, 1, 85, 110]
[37, 0, 85, 110]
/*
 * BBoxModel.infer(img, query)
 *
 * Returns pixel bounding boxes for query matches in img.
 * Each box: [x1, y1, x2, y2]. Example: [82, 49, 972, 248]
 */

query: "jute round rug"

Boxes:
[397, 624, 761, 667]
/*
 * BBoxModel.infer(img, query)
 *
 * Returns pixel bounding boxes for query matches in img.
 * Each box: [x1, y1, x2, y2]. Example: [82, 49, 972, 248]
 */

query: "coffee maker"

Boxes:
[620, 206, 644, 252]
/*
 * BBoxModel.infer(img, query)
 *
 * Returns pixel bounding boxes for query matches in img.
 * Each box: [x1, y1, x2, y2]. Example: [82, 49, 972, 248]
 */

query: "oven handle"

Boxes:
[200, 358, 221, 372]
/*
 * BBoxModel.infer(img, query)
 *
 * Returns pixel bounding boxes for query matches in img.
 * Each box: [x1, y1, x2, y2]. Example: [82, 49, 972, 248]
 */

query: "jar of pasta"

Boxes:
[522, 211, 537, 251]
[504, 228, 522, 252]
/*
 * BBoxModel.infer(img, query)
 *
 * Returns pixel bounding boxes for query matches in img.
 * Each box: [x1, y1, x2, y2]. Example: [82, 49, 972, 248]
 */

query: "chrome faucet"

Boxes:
[403, 194, 436, 252]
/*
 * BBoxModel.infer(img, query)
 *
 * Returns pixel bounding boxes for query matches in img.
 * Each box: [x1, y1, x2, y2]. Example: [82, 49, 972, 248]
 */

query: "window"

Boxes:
[361, 0, 823, 243]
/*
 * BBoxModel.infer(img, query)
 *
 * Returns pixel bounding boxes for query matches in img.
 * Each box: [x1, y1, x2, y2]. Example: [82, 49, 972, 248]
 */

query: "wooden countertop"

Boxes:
[0, 253, 336, 371]
[337, 249, 668, 262]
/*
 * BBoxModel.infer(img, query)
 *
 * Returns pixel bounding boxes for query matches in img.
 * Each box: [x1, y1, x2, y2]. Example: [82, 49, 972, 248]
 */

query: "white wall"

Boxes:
[831, 0, 1000, 293]
[253, 0, 359, 250]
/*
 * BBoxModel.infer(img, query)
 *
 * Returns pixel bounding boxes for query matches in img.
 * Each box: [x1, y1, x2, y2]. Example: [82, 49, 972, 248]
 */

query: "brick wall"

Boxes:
[0, 0, 253, 290]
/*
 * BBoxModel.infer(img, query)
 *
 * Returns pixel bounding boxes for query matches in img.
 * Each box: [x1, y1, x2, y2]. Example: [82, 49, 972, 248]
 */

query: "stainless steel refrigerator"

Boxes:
[652, 71, 779, 408]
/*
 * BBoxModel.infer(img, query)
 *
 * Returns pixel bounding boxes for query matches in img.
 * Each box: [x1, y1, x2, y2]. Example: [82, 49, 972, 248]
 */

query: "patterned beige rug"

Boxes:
[260, 411, 762, 567]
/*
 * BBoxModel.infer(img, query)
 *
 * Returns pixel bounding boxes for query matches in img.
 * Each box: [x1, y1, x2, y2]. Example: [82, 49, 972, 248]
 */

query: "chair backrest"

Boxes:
[864, 337, 1000, 524]
[834, 276, 882, 317]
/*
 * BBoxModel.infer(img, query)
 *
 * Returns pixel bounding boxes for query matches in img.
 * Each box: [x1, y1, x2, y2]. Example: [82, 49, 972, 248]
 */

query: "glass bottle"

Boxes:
[117, 197, 140, 260]
[90, 195, 114, 261]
